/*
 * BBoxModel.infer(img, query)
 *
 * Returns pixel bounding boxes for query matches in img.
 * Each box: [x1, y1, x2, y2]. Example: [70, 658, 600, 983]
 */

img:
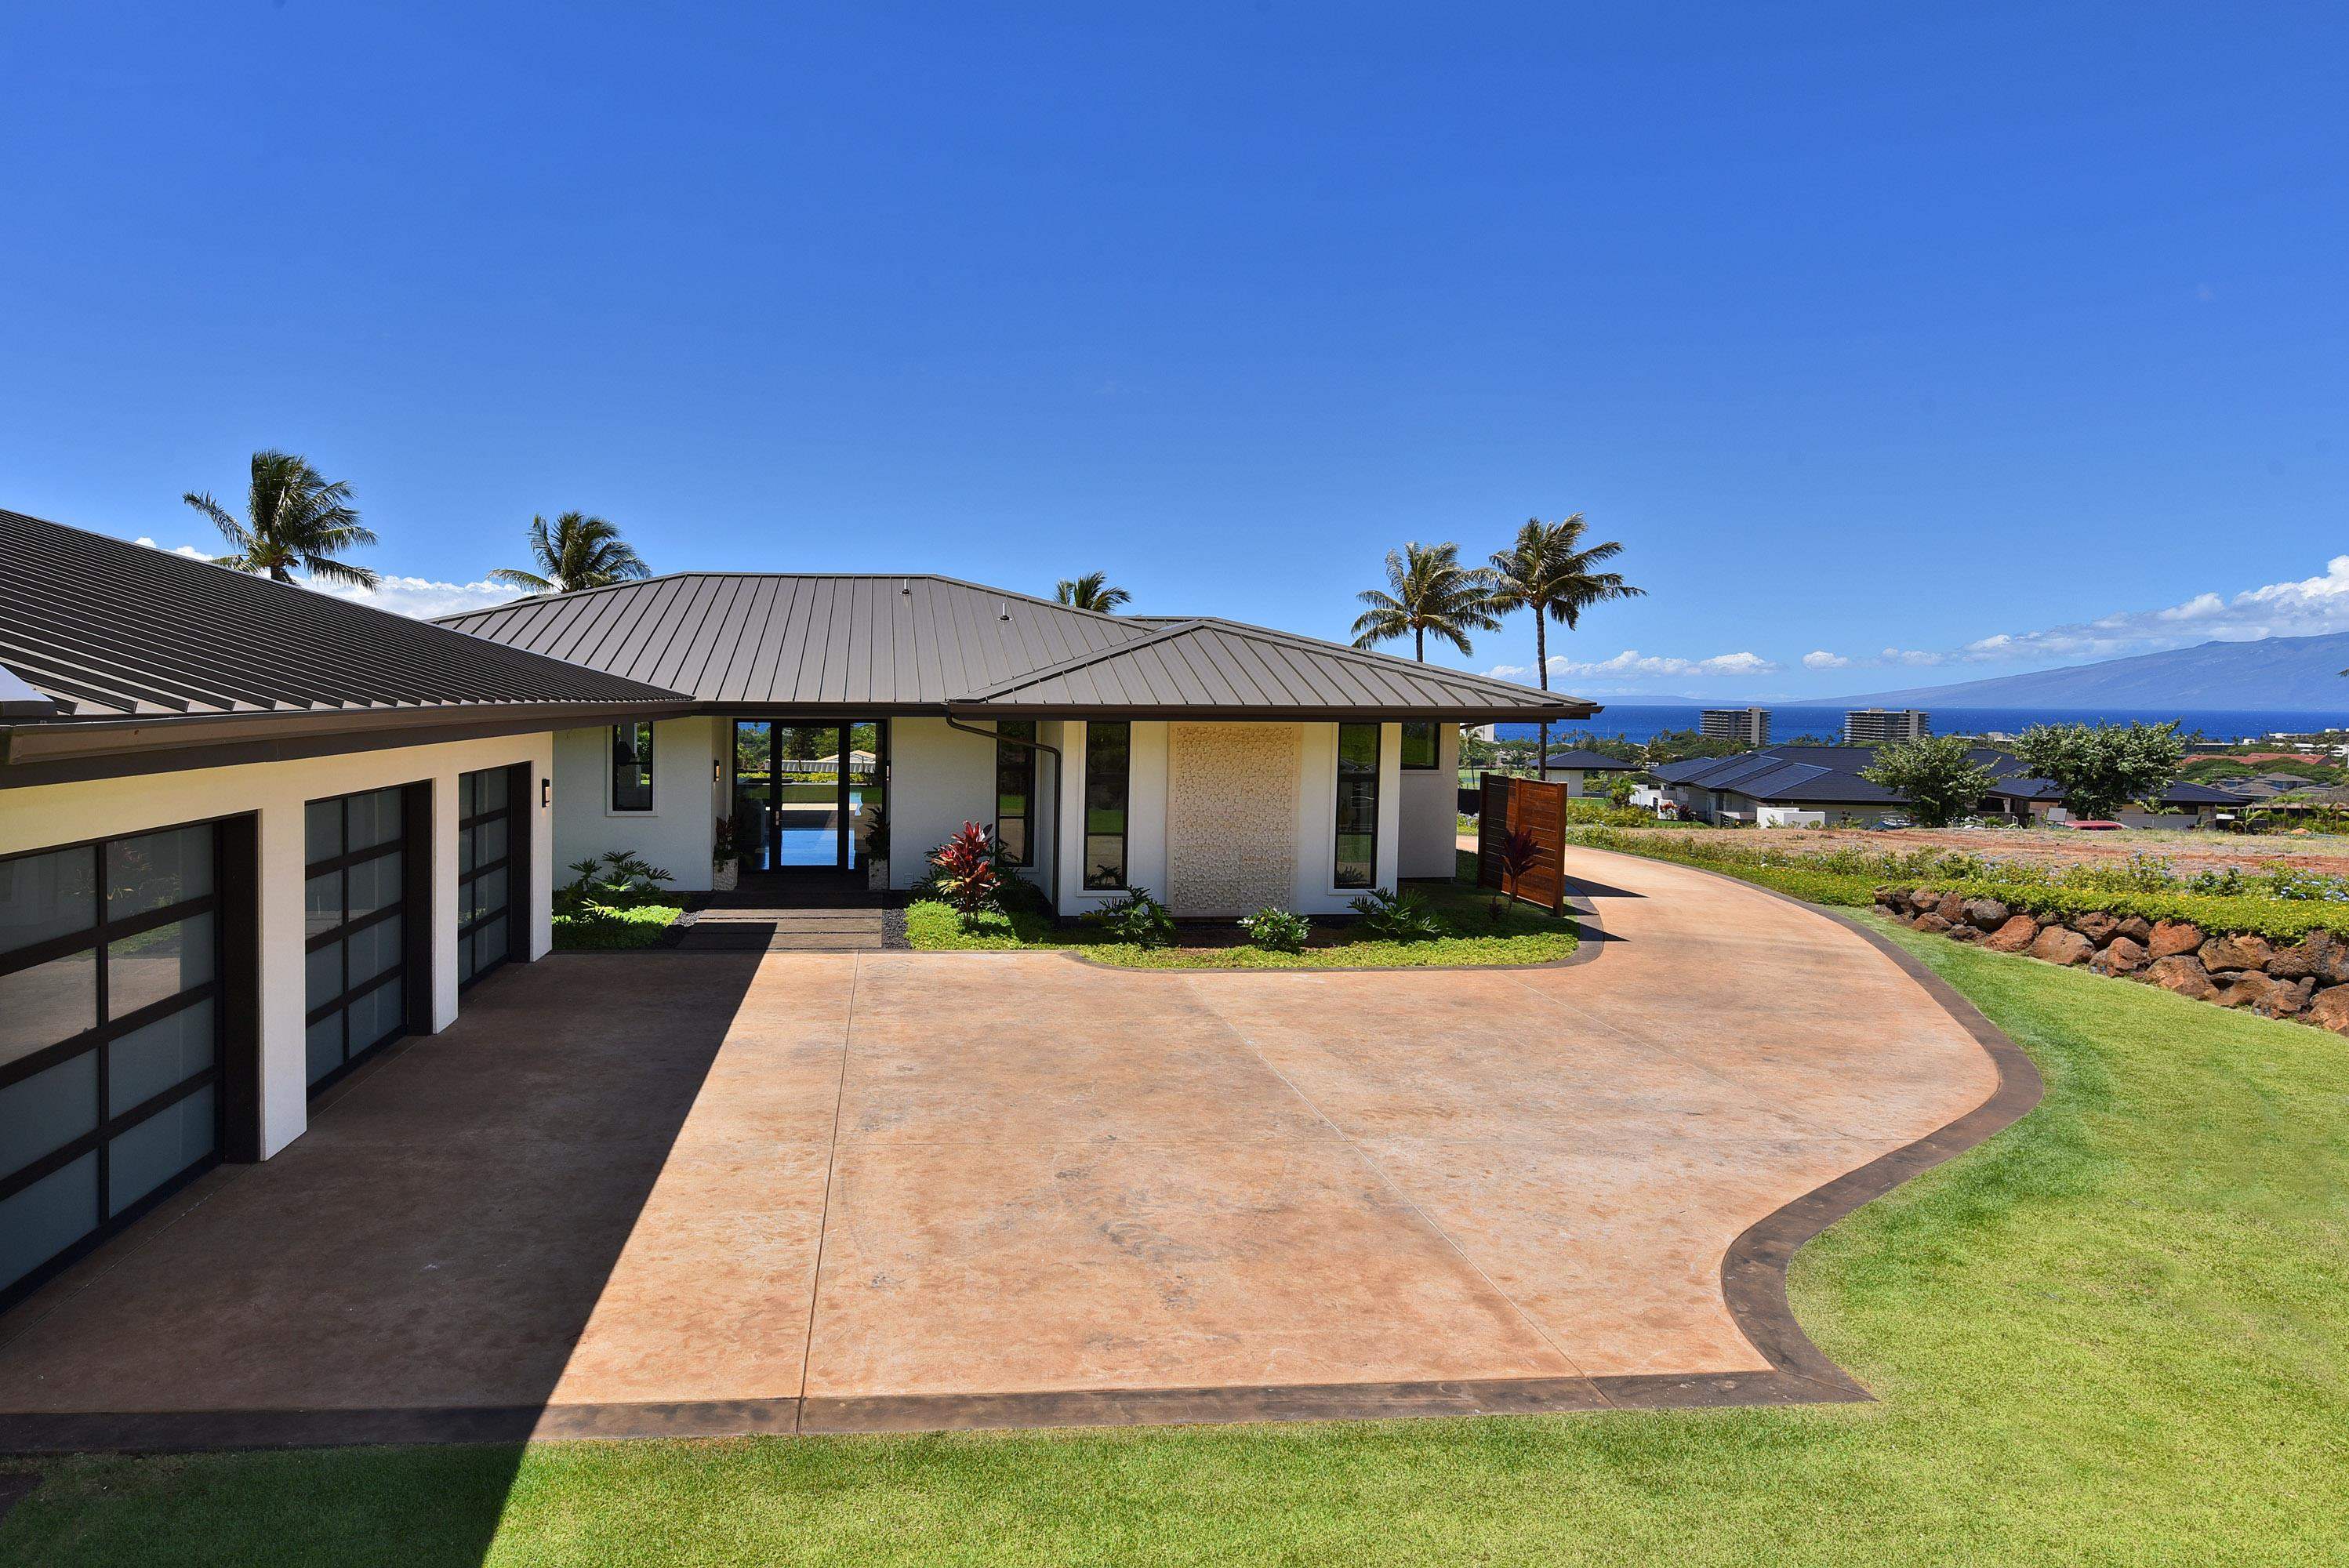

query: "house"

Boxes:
[1538, 748, 1644, 800]
[1, 508, 1592, 1307]
[1650, 745, 2236, 829]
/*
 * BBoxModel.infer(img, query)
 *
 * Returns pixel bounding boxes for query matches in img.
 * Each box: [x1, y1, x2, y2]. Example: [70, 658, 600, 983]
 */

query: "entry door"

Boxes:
[730, 720, 886, 872]
[0, 822, 230, 1308]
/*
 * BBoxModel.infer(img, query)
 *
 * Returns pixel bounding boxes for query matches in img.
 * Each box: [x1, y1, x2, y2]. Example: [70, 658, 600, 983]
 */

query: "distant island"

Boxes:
[1821, 630, 2349, 713]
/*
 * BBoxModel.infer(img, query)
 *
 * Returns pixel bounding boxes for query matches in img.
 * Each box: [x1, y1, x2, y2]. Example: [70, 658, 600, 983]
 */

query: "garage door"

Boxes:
[304, 786, 416, 1092]
[1, 822, 228, 1306]
[456, 765, 517, 987]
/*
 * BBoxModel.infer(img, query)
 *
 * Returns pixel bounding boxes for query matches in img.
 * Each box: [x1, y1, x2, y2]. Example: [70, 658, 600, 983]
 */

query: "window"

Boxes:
[304, 787, 411, 1091]
[2, 822, 225, 1305]
[1400, 721, 1440, 770]
[612, 722, 654, 811]
[1334, 722, 1381, 889]
[1083, 721, 1130, 891]
[995, 721, 1037, 867]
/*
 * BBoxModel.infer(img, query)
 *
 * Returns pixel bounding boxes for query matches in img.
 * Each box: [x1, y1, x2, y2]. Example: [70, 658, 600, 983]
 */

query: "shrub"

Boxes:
[1349, 886, 1447, 942]
[926, 822, 1001, 923]
[559, 850, 673, 913]
[1238, 906, 1311, 953]
[1085, 887, 1175, 947]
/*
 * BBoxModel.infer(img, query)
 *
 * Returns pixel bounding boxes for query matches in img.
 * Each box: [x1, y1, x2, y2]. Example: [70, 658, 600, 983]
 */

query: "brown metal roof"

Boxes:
[0, 507, 688, 724]
[953, 618, 1599, 720]
[439, 573, 1169, 710]
[442, 577, 1596, 720]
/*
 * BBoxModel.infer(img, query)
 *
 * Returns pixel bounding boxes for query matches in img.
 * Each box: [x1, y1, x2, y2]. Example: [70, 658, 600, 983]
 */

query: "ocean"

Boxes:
[1494, 706, 2349, 747]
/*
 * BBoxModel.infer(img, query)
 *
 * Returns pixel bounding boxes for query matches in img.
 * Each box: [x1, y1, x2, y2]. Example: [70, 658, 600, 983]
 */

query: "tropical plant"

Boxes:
[712, 815, 740, 867]
[488, 512, 650, 594]
[1349, 887, 1447, 942]
[1486, 515, 1643, 773]
[1860, 735, 1998, 827]
[1085, 887, 1176, 948]
[2010, 721, 2187, 822]
[927, 822, 1002, 924]
[1491, 828, 1542, 921]
[1349, 542, 1500, 661]
[183, 450, 379, 587]
[1238, 906, 1312, 953]
[1054, 572, 1131, 612]
[558, 850, 674, 912]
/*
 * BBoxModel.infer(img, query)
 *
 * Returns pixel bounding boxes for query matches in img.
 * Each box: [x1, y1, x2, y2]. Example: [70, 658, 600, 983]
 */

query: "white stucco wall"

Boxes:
[1, 731, 555, 1161]
[1396, 722, 1461, 880]
[1054, 720, 1401, 919]
[552, 716, 726, 891]
[884, 717, 1057, 894]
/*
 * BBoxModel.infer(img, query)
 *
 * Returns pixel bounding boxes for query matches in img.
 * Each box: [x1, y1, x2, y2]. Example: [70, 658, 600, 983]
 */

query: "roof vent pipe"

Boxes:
[998, 601, 1011, 622]
[900, 579, 910, 596]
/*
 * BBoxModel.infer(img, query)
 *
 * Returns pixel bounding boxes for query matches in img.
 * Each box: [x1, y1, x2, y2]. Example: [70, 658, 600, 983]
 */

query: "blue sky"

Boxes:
[2, 2, 2343, 699]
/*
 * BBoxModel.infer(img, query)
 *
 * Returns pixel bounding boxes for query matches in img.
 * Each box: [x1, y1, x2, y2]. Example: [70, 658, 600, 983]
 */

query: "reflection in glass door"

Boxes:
[731, 720, 886, 872]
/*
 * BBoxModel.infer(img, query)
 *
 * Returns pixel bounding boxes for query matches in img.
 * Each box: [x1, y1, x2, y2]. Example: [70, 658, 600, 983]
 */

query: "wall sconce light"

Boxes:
[540, 778, 552, 808]
[713, 757, 722, 782]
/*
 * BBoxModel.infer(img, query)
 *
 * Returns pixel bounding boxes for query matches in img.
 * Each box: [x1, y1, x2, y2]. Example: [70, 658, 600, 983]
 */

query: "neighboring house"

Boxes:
[1650, 745, 2235, 829]
[1, 510, 1592, 1305]
[1539, 749, 1644, 800]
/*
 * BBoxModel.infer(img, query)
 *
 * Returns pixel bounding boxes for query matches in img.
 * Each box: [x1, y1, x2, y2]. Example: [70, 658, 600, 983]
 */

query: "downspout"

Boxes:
[944, 713, 1065, 898]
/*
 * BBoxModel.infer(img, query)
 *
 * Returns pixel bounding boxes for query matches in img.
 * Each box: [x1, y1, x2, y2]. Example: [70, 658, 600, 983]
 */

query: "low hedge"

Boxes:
[1881, 880, 2349, 943]
[1568, 826, 1883, 907]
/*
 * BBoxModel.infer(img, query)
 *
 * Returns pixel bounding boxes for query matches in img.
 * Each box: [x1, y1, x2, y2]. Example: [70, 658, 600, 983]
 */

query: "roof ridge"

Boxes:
[438, 570, 1162, 634]
[951, 619, 1211, 702]
[1155, 615, 1567, 702]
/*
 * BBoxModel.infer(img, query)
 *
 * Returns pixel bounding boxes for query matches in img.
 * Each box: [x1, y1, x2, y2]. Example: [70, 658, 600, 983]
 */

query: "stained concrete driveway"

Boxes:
[0, 850, 2013, 1446]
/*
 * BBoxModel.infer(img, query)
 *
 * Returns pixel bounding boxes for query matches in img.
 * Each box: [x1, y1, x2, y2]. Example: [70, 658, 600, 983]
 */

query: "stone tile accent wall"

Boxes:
[1167, 722, 1301, 917]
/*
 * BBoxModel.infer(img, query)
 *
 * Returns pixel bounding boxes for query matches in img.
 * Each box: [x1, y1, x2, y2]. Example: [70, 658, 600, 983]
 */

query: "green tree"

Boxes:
[489, 513, 650, 594]
[1054, 572, 1131, 612]
[1349, 542, 1499, 662]
[2010, 720, 2187, 822]
[1860, 735, 1998, 826]
[183, 451, 379, 588]
[1486, 515, 1643, 777]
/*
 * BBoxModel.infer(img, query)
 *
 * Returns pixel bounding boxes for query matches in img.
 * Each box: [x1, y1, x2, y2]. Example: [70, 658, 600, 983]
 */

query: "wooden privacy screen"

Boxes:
[1477, 774, 1570, 913]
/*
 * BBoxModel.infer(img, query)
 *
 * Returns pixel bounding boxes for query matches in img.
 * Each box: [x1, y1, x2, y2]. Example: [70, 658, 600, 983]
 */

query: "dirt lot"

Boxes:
[1605, 824, 2349, 878]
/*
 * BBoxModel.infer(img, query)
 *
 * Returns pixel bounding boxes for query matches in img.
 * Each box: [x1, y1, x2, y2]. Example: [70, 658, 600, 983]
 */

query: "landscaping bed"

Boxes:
[905, 853, 1577, 969]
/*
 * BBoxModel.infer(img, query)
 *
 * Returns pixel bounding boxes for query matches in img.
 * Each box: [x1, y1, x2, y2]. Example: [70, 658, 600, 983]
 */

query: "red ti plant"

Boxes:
[1492, 827, 1541, 923]
[929, 821, 1001, 924]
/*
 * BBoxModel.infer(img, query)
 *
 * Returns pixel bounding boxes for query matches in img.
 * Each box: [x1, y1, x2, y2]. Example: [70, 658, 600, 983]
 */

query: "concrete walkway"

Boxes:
[0, 848, 2013, 1446]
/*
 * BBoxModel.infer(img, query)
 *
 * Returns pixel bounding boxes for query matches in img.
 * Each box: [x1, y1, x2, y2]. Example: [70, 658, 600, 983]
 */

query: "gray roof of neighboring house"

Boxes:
[2, 507, 689, 784]
[1541, 748, 1642, 770]
[440, 577, 1597, 721]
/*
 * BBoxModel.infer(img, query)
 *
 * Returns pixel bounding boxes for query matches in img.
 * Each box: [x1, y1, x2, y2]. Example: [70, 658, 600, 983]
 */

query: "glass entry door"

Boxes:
[732, 720, 885, 873]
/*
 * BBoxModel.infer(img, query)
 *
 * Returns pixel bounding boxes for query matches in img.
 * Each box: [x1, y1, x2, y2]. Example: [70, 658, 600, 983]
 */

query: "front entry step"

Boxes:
[676, 906, 889, 953]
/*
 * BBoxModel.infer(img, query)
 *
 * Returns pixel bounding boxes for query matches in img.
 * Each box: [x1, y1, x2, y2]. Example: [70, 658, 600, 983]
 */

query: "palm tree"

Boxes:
[488, 513, 650, 595]
[1349, 542, 1499, 662]
[1055, 572, 1131, 612]
[1487, 515, 1643, 777]
[183, 451, 379, 588]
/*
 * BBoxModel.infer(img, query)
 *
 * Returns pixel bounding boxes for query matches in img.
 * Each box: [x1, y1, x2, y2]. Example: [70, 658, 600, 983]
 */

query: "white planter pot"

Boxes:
[866, 858, 889, 891]
[710, 858, 739, 893]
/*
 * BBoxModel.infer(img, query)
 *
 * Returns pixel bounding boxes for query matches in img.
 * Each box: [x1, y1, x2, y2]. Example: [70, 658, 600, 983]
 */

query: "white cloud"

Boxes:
[1513, 648, 1781, 680]
[134, 537, 525, 619]
[1801, 650, 1850, 670]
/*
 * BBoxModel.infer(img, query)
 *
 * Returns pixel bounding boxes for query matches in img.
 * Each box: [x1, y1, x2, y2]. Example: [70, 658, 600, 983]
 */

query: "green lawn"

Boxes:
[550, 897, 683, 950]
[903, 854, 1577, 969]
[6, 911, 2345, 1563]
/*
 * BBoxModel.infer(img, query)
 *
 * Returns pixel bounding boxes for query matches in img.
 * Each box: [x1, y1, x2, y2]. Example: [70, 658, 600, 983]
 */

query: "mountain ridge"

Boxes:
[1817, 630, 2349, 711]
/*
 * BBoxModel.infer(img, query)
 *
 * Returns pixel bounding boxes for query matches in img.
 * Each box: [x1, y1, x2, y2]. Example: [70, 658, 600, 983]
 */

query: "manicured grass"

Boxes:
[7, 914, 2346, 1563]
[904, 855, 1577, 969]
[550, 899, 683, 950]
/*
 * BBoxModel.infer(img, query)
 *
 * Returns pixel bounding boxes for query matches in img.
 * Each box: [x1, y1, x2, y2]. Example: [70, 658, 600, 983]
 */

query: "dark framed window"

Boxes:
[612, 722, 654, 811]
[1400, 721, 1440, 770]
[457, 766, 516, 988]
[995, 721, 1037, 867]
[1334, 722, 1381, 889]
[1, 822, 227, 1305]
[1083, 721, 1130, 891]
[303, 787, 411, 1092]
